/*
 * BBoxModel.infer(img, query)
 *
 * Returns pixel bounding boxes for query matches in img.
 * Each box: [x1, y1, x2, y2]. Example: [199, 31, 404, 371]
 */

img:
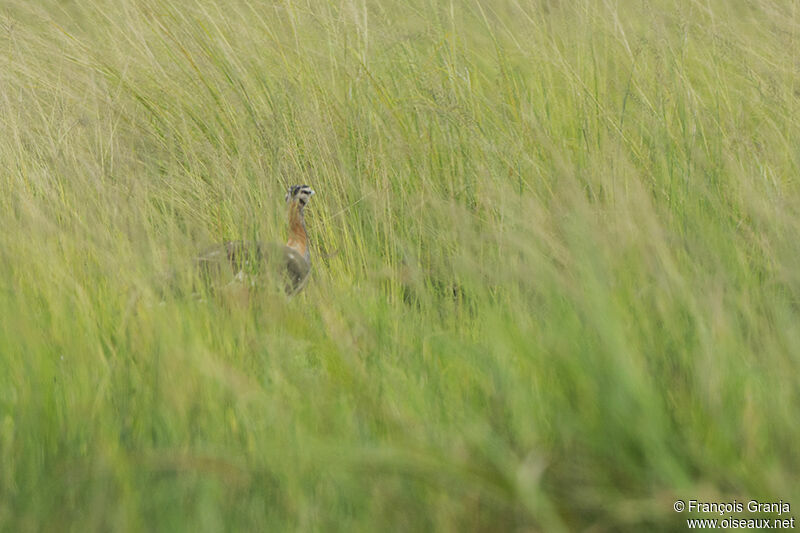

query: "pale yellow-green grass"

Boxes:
[1, 0, 799, 531]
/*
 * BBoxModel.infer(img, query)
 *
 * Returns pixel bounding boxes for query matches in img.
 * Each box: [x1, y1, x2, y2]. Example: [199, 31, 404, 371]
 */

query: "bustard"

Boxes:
[196, 185, 316, 295]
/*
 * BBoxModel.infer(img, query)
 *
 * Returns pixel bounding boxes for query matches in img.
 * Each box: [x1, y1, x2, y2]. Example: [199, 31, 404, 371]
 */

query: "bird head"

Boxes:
[285, 184, 315, 208]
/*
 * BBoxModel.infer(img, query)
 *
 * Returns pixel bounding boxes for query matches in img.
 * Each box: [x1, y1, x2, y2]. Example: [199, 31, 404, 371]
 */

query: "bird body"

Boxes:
[196, 185, 315, 295]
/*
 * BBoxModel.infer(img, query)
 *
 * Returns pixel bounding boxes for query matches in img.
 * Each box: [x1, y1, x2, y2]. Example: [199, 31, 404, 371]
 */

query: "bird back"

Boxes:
[196, 241, 310, 294]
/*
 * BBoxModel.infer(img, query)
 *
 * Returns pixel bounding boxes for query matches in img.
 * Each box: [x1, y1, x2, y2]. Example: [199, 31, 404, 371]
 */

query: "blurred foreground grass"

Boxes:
[1, 0, 800, 530]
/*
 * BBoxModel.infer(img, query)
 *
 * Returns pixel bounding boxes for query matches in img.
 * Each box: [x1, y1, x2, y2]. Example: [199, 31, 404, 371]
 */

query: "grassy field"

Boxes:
[2, 0, 799, 530]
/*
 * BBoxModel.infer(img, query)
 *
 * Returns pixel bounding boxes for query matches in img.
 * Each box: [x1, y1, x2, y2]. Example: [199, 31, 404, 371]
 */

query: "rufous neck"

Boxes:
[286, 202, 309, 261]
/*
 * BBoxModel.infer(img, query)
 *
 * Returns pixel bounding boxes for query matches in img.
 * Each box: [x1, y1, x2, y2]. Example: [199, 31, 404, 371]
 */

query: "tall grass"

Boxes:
[1, 0, 799, 530]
